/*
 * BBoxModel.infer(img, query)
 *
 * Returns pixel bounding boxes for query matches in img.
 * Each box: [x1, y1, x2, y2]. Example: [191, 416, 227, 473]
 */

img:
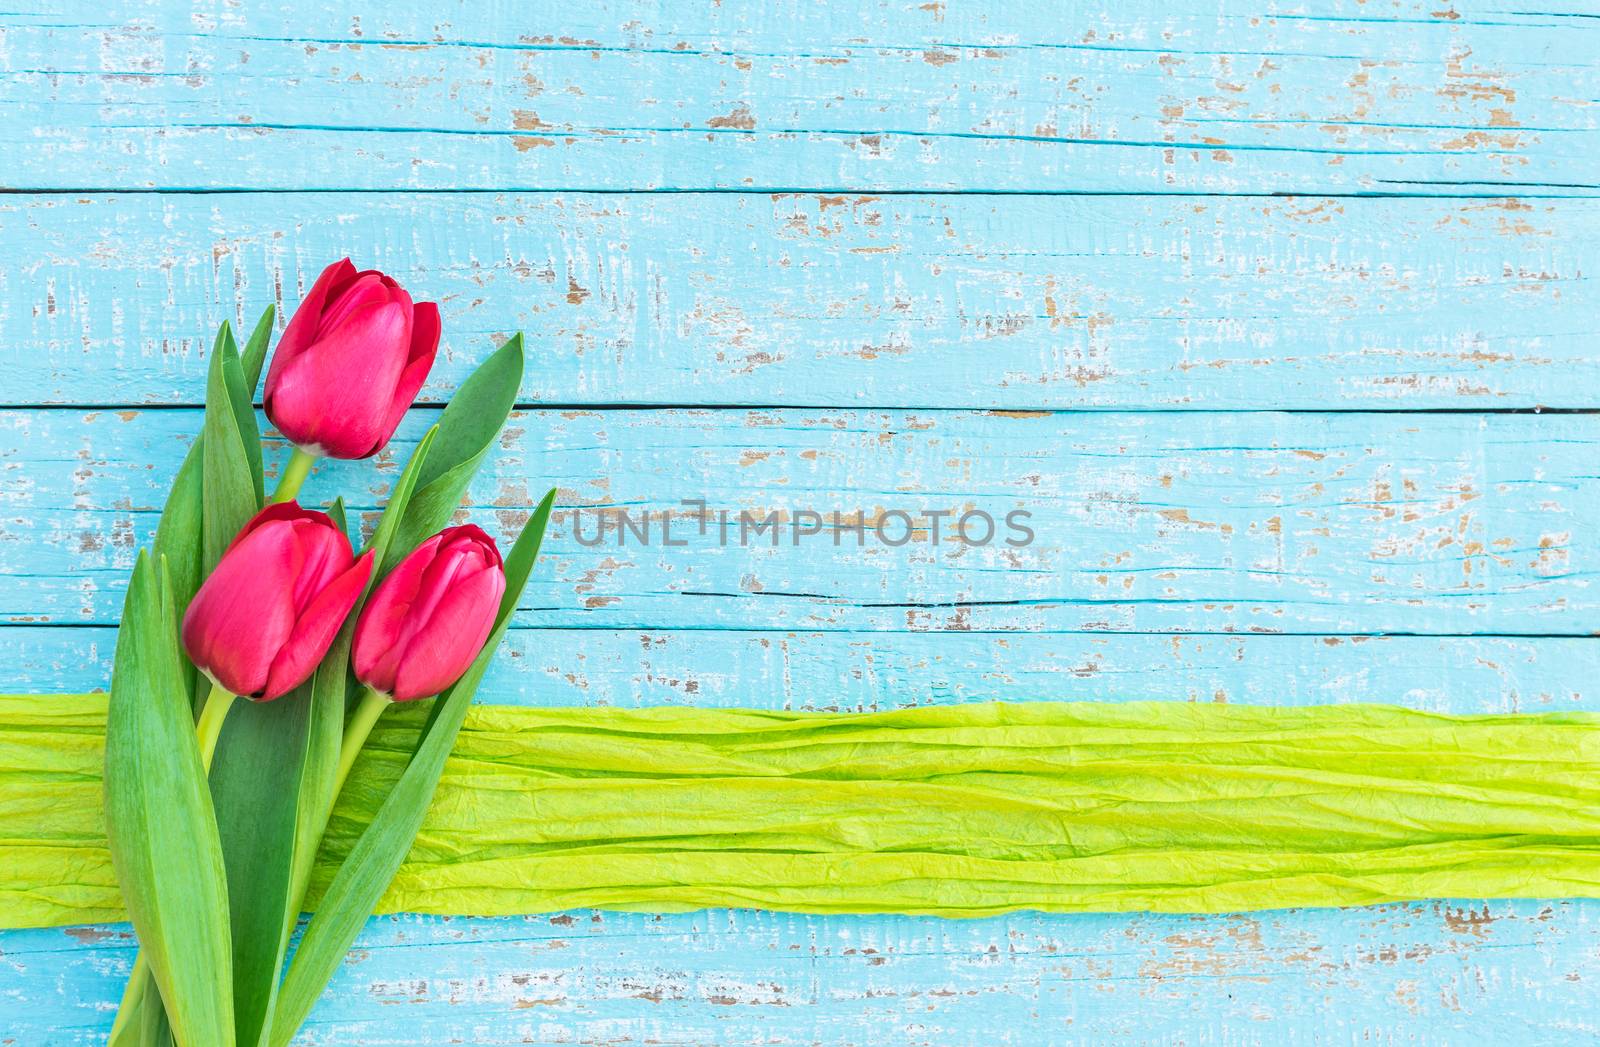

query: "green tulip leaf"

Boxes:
[211, 429, 436, 1047]
[201, 321, 265, 572]
[113, 308, 275, 1042]
[210, 687, 314, 1047]
[366, 426, 440, 568]
[153, 450, 205, 623]
[104, 553, 235, 1047]
[137, 995, 173, 1047]
[155, 307, 275, 628]
[325, 496, 349, 542]
[288, 430, 438, 910]
[127, 307, 277, 1045]
[269, 487, 557, 1045]
[289, 429, 438, 892]
[294, 425, 438, 896]
[239, 305, 276, 391]
[384, 334, 524, 572]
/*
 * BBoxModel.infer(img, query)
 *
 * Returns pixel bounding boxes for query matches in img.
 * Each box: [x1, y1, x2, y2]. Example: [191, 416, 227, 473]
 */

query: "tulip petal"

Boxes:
[260, 550, 374, 701]
[350, 526, 506, 700]
[265, 301, 412, 459]
[269, 259, 355, 377]
[410, 302, 441, 364]
[285, 519, 356, 611]
[380, 526, 499, 656]
[224, 501, 347, 558]
[225, 500, 306, 554]
[382, 275, 414, 313]
[446, 524, 503, 566]
[314, 272, 393, 341]
[375, 301, 441, 450]
[388, 563, 506, 701]
[398, 540, 481, 633]
[182, 522, 307, 696]
[351, 534, 442, 692]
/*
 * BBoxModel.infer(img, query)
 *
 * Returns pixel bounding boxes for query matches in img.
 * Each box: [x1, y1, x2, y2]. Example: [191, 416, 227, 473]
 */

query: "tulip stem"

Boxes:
[271, 447, 318, 504]
[107, 680, 237, 1043]
[194, 680, 239, 769]
[336, 687, 392, 799]
[274, 686, 392, 1000]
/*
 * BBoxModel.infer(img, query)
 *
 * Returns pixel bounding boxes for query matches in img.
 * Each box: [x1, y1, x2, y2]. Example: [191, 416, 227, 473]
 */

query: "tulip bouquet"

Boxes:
[102, 261, 556, 1046]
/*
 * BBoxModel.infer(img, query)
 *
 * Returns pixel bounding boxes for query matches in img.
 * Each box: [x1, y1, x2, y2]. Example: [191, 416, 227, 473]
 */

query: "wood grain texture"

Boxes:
[4, 193, 1595, 408]
[3, 407, 1591, 633]
[8, 628, 1597, 713]
[2, 1, 1597, 194]
[4, 902, 1596, 1045]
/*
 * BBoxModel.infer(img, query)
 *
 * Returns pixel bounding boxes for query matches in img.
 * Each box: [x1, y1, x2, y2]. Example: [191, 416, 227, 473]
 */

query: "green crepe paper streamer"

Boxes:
[8, 697, 1599, 932]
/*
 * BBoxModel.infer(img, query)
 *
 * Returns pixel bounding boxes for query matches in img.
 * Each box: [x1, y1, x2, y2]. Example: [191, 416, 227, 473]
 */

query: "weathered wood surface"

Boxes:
[5, 193, 1596, 409]
[6, 901, 1596, 1045]
[4, 0, 1599, 1041]
[3, 407, 1591, 633]
[9, 628, 1597, 712]
[3, 1, 1597, 194]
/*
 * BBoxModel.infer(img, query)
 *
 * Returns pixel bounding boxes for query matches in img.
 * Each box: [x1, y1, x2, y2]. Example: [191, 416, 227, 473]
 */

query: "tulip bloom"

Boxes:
[353, 525, 506, 702]
[264, 258, 441, 461]
[182, 502, 374, 701]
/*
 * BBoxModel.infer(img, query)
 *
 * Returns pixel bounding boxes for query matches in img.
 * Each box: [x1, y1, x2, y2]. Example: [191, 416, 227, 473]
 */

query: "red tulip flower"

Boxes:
[182, 503, 374, 701]
[264, 258, 441, 460]
[352, 525, 506, 702]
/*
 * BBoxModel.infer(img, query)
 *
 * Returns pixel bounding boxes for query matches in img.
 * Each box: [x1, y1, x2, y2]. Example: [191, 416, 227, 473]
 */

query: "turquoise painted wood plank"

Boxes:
[17, 0, 1600, 46]
[1, 408, 1590, 633]
[7, 628, 1596, 713]
[4, 901, 1596, 1044]
[4, 193, 1595, 409]
[2, 2, 1597, 193]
